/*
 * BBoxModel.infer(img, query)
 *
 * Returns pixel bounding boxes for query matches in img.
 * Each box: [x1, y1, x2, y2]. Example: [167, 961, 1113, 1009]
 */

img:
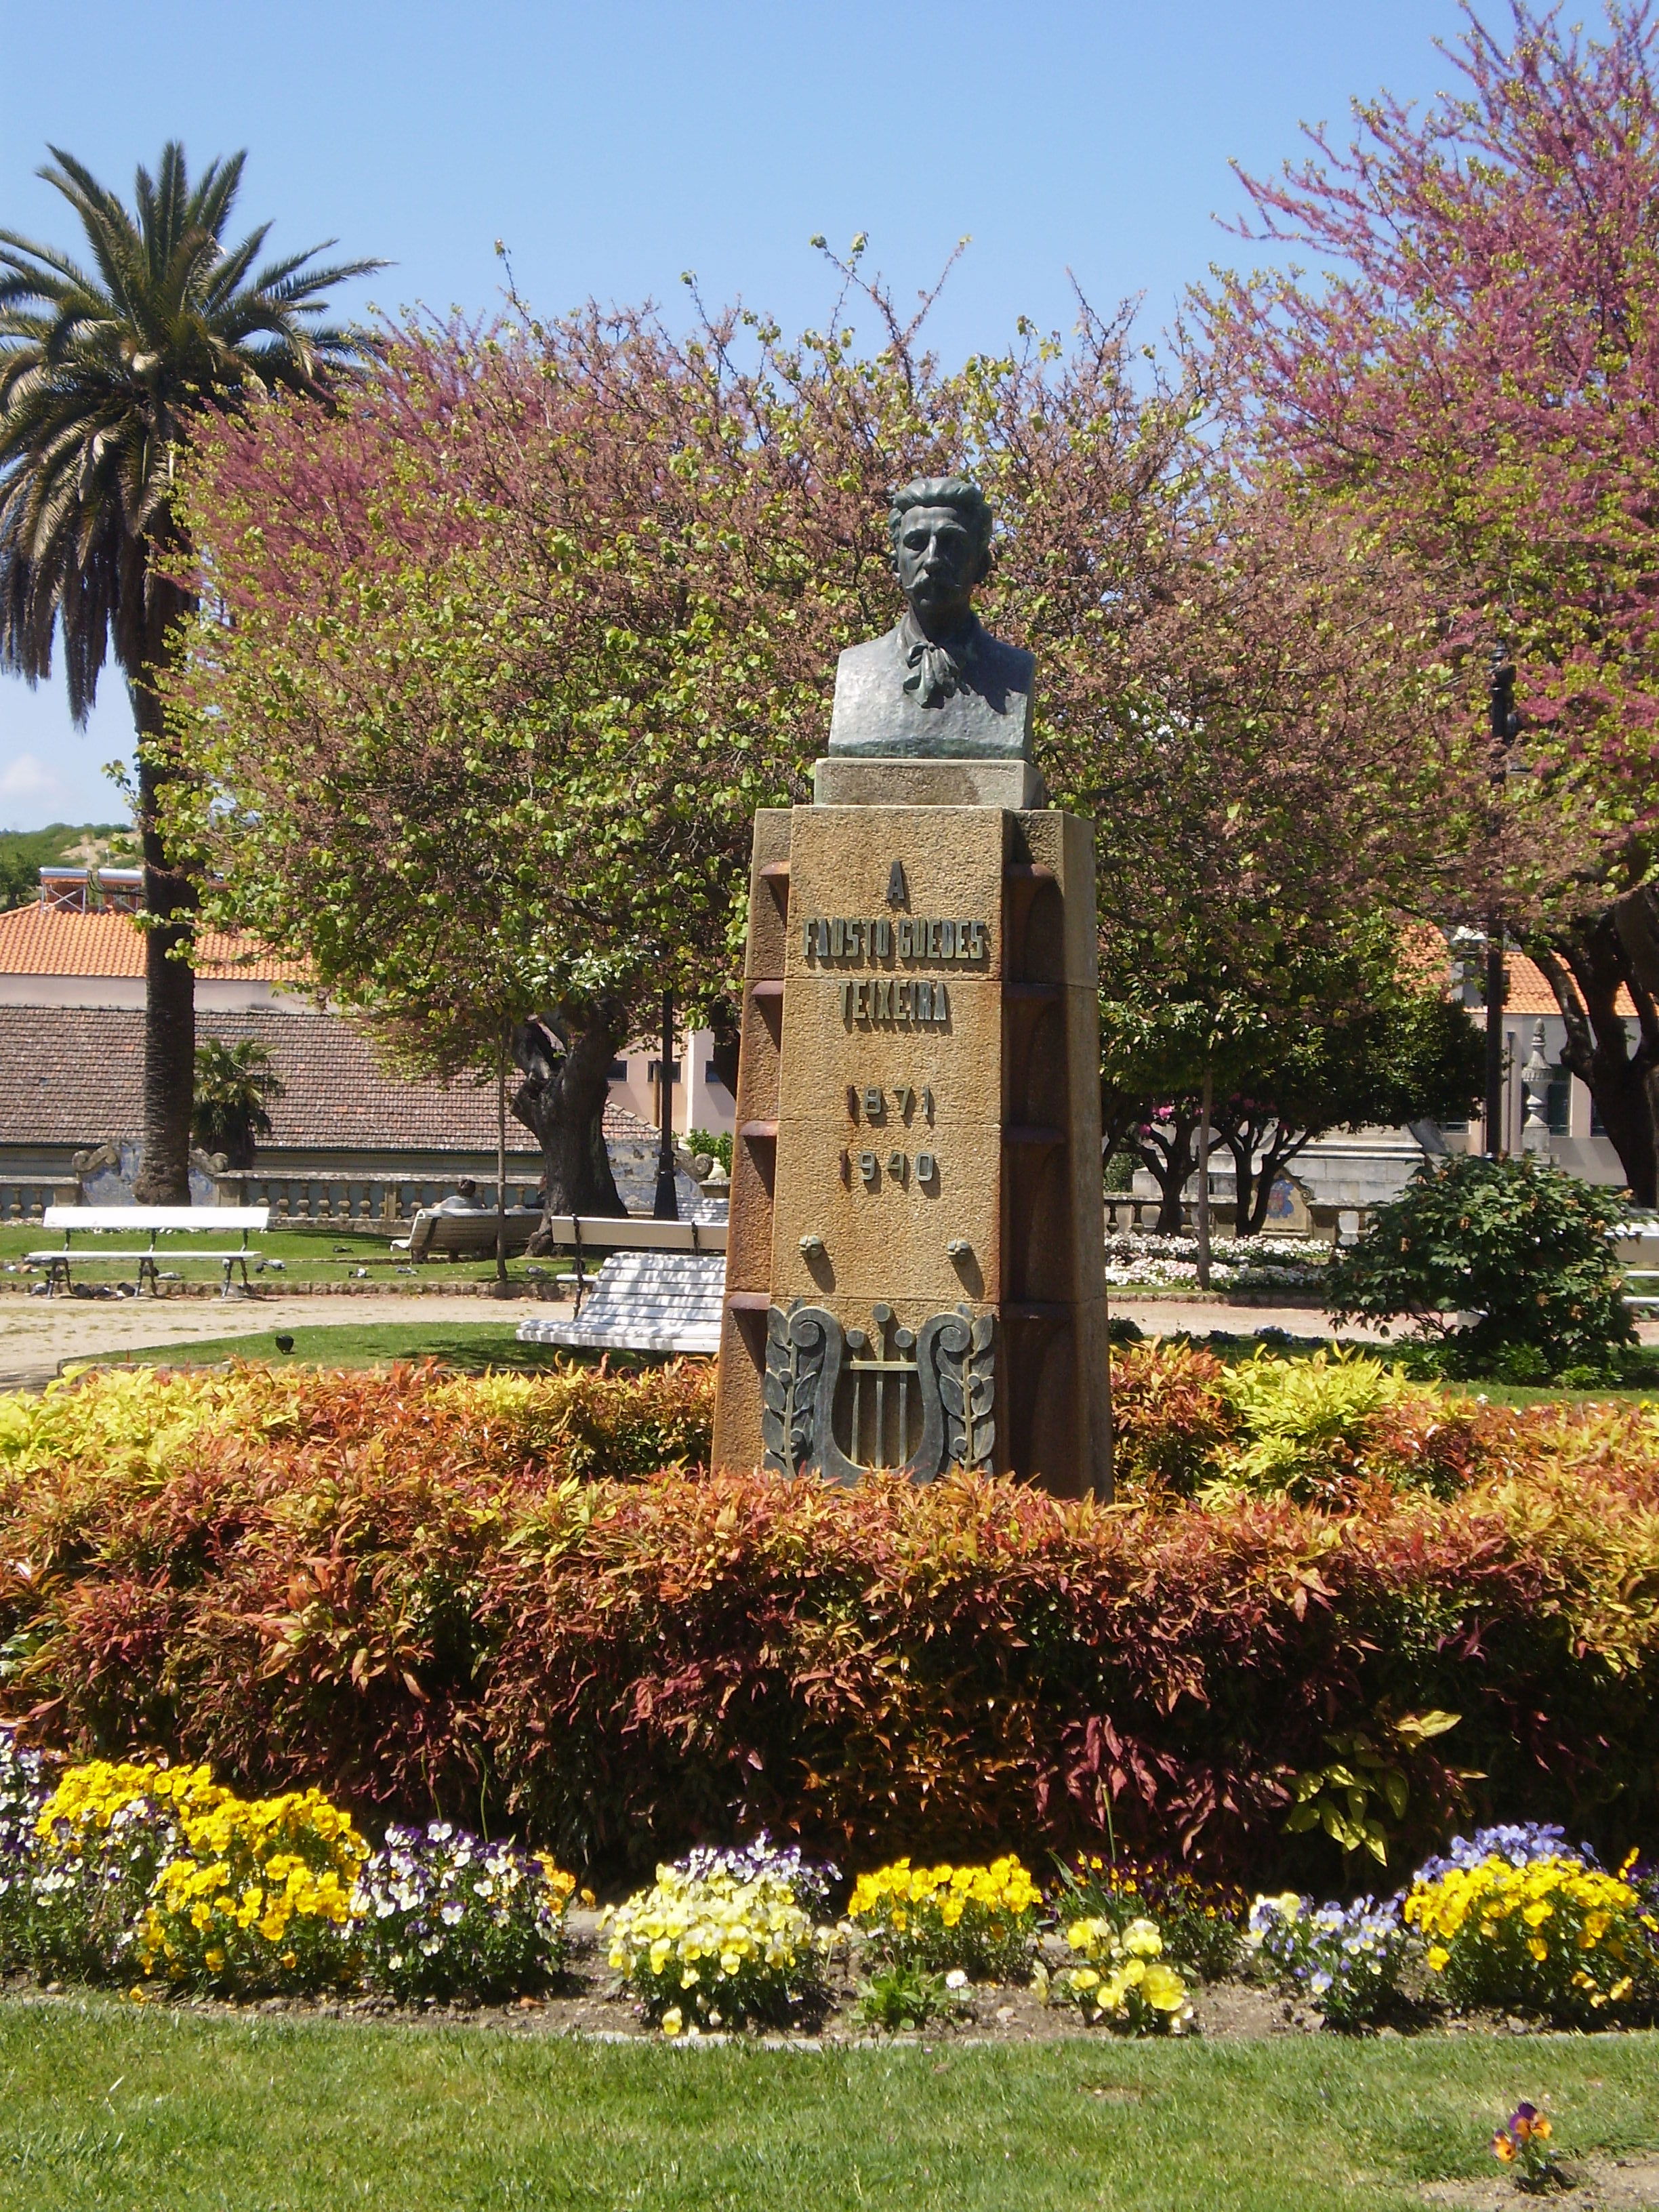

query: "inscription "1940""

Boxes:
[804, 916, 989, 965]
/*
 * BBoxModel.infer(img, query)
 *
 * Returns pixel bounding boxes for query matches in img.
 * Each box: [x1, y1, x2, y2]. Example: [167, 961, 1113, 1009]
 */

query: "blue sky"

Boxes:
[0, 0, 1468, 831]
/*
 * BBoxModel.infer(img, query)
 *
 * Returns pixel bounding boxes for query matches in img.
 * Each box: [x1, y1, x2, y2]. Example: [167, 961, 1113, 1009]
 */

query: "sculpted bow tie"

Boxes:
[901, 616, 977, 707]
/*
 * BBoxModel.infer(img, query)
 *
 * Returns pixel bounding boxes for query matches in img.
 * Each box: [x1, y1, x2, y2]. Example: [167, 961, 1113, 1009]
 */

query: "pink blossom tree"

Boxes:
[1204, 1, 1659, 1195]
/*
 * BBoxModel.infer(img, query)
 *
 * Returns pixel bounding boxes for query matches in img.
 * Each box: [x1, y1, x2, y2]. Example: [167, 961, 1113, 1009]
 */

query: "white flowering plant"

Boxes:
[0, 1726, 47, 1971]
[1045, 1914, 1194, 2034]
[352, 1822, 577, 2003]
[1247, 1891, 1412, 2028]
[602, 1841, 836, 2034]
[16, 1759, 224, 1982]
[1102, 1233, 1329, 1293]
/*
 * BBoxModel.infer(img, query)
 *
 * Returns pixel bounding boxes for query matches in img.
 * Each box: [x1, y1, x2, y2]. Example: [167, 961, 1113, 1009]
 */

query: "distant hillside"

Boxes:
[0, 822, 137, 911]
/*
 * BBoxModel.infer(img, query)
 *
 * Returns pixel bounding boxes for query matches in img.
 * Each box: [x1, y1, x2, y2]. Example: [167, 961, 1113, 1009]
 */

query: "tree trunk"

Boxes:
[1135, 1109, 1200, 1235]
[129, 589, 197, 1206]
[1533, 912, 1659, 1205]
[511, 1009, 629, 1235]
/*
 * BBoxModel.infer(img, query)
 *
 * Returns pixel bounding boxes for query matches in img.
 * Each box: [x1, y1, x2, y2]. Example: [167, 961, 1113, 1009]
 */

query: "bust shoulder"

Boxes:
[827, 619, 1036, 761]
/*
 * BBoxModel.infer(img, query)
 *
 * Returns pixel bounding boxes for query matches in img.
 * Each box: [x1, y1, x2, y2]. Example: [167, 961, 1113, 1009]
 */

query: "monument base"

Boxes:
[812, 754, 1048, 809]
[712, 770, 1111, 1498]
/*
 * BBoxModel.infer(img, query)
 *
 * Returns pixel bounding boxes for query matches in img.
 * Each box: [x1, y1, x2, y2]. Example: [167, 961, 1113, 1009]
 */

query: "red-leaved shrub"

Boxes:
[1, 1361, 1656, 1883]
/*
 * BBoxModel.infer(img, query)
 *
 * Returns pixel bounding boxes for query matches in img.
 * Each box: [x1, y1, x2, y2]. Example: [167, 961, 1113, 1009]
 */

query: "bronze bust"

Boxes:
[826, 474, 1035, 761]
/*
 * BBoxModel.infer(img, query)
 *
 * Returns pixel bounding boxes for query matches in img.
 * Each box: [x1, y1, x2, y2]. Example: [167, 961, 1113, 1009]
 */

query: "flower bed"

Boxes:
[0, 1737, 577, 2003]
[1103, 1231, 1330, 1293]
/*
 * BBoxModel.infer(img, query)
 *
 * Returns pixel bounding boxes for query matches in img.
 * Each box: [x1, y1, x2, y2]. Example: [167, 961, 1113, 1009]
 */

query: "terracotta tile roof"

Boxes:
[604, 1102, 657, 1141]
[1501, 949, 1635, 1019]
[0, 1006, 540, 1154]
[0, 903, 307, 982]
[1401, 923, 1635, 1019]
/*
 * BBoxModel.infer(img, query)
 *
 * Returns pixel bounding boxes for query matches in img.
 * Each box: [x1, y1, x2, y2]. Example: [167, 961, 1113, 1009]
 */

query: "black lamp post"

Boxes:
[653, 989, 680, 1221]
[1484, 651, 1521, 1158]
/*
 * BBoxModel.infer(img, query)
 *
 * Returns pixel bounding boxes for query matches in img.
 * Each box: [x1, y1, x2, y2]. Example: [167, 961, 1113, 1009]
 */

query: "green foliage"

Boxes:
[686, 1128, 733, 1174]
[0, 143, 381, 715]
[851, 1962, 970, 2032]
[191, 1038, 283, 1167]
[1111, 1338, 1484, 1504]
[1329, 1155, 1637, 1377]
[1284, 1712, 1463, 1865]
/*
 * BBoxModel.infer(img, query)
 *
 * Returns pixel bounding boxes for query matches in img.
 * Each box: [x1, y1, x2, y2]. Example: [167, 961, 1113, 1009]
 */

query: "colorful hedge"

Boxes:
[0, 1361, 1656, 1881]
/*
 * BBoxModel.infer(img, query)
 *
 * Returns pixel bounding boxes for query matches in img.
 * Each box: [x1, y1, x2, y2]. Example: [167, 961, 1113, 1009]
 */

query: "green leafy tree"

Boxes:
[1103, 931, 1483, 1238]
[1213, 962, 1486, 1235]
[0, 142, 380, 1198]
[190, 1037, 283, 1169]
[1328, 1153, 1637, 1378]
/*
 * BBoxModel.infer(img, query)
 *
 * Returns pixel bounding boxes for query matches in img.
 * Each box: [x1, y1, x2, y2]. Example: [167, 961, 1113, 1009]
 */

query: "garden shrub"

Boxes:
[352, 1822, 575, 2001]
[846, 1857, 1042, 1982]
[1047, 1914, 1193, 2032]
[1211, 1348, 1448, 1503]
[1107, 1340, 1237, 1494]
[1328, 1155, 1637, 1378]
[1, 1365, 1658, 1881]
[1246, 1891, 1413, 2029]
[601, 1839, 834, 2032]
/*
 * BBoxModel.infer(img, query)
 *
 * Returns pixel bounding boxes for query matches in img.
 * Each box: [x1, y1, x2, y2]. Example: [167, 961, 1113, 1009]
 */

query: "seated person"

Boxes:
[432, 1177, 487, 1213]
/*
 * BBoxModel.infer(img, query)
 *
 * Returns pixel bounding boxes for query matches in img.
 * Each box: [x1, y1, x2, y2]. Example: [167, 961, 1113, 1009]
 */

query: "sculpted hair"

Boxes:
[887, 475, 994, 575]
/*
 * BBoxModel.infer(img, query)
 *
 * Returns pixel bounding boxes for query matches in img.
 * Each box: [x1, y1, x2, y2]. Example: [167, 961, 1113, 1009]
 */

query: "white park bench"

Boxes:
[518, 1249, 725, 1355]
[27, 1206, 271, 1298]
[1619, 1216, 1659, 1312]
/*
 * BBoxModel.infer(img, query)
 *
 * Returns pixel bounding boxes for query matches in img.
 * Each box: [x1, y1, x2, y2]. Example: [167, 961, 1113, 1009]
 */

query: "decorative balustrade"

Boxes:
[0, 1180, 68, 1225]
[214, 1170, 541, 1231]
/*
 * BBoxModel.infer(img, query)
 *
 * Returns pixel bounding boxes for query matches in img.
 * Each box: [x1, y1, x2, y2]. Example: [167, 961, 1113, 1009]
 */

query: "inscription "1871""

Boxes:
[804, 917, 989, 965]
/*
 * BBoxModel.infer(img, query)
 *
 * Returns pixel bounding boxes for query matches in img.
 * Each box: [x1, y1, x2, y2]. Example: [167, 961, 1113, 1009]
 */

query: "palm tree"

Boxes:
[0, 145, 382, 1199]
[192, 1037, 285, 1170]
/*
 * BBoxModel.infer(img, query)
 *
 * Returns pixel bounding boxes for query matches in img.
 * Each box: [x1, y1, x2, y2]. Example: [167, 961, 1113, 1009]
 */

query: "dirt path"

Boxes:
[0, 1292, 541, 1391]
[3, 1290, 1649, 1394]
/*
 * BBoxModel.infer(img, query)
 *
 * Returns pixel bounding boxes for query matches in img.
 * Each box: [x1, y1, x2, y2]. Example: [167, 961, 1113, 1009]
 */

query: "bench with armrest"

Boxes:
[527, 1214, 728, 1314]
[394, 1207, 727, 1303]
[395, 1208, 544, 1263]
[1618, 1216, 1659, 1313]
[26, 1206, 271, 1298]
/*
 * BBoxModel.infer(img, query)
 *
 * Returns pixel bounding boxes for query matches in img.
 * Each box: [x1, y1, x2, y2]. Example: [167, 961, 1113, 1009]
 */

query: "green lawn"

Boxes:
[77, 1321, 610, 1376]
[0, 2001, 1653, 2211]
[0, 1221, 573, 1291]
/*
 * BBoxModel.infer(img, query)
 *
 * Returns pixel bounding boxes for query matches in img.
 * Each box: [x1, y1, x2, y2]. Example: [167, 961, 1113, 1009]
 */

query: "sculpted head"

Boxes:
[888, 474, 993, 635]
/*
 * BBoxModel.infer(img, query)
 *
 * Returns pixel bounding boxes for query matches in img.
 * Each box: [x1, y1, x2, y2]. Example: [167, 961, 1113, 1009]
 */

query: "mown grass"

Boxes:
[0, 1221, 575, 1291]
[73, 1321, 616, 1376]
[0, 2001, 1654, 2211]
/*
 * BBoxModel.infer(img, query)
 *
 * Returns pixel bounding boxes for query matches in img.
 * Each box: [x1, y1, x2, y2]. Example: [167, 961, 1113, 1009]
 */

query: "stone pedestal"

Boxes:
[712, 768, 1111, 1496]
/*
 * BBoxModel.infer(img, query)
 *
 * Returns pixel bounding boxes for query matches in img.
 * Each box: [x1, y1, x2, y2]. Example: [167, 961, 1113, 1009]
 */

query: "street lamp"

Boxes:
[653, 989, 680, 1221]
[1485, 649, 1521, 1158]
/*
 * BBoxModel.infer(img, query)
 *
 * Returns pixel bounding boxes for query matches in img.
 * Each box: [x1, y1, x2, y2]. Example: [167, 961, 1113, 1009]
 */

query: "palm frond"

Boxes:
[0, 139, 380, 699]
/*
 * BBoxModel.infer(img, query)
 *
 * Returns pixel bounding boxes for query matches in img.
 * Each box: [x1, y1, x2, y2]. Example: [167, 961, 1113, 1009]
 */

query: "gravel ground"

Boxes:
[0, 1290, 548, 1390]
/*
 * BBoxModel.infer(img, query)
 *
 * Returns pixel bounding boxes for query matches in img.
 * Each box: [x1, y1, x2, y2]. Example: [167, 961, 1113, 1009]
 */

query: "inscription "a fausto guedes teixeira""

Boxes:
[802, 912, 991, 1029]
